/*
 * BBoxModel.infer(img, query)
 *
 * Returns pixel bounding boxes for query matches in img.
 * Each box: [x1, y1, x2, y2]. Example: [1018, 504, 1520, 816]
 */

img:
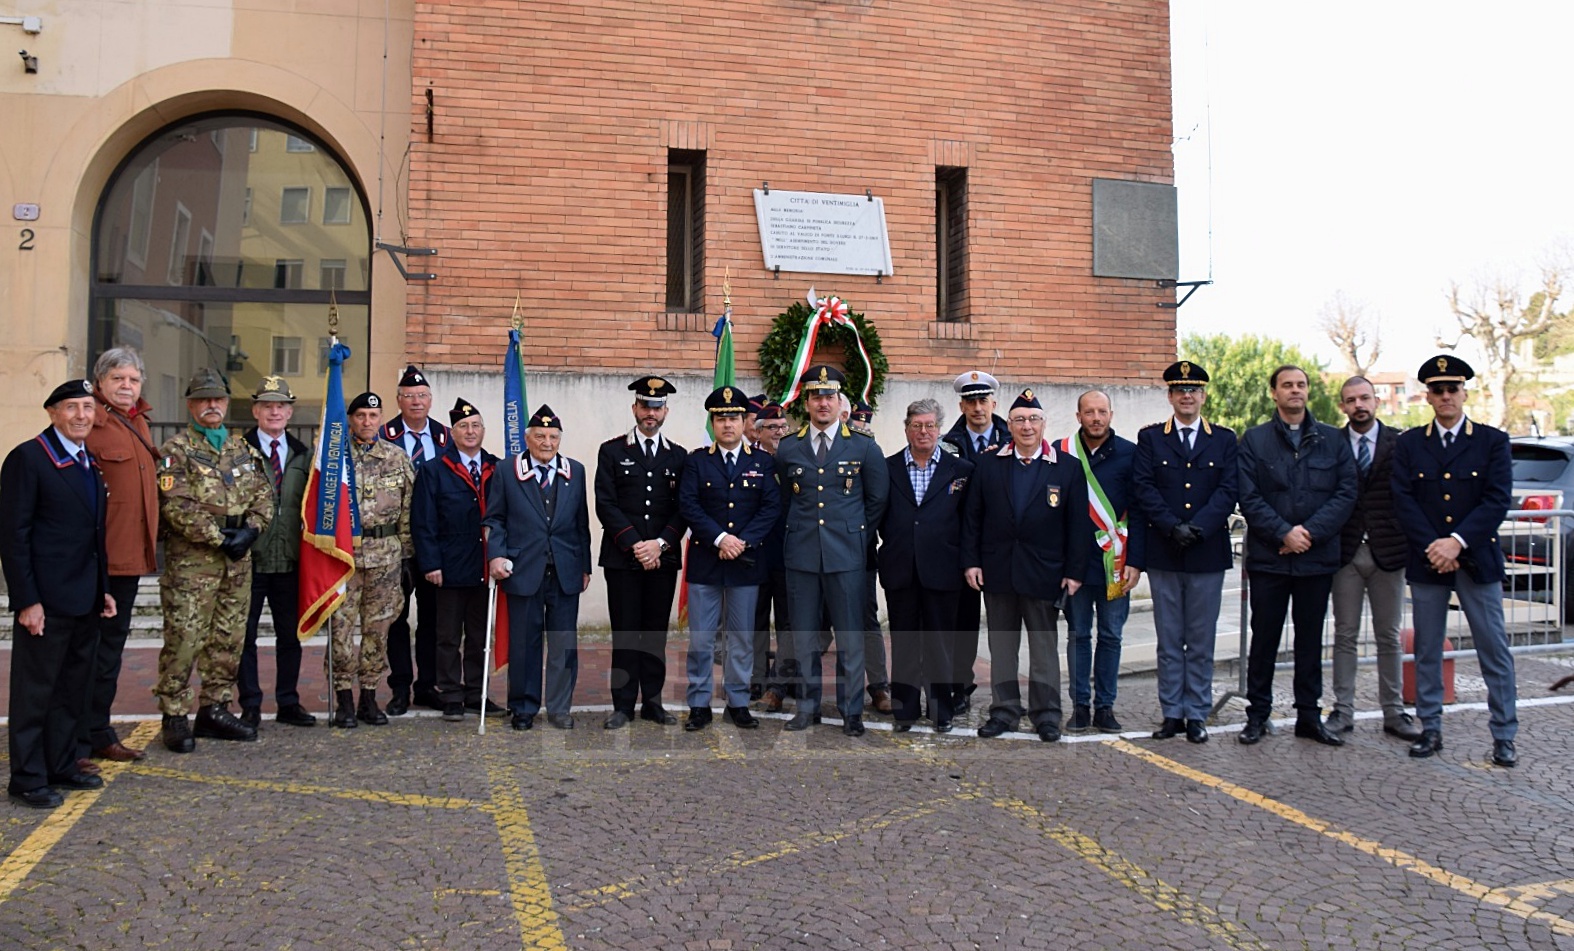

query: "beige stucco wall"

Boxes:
[0, 0, 413, 439]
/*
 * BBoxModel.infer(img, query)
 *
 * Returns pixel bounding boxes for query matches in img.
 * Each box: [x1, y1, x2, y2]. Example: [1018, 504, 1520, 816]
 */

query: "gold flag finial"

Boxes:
[722, 267, 732, 310]
[328, 289, 340, 335]
[510, 293, 523, 331]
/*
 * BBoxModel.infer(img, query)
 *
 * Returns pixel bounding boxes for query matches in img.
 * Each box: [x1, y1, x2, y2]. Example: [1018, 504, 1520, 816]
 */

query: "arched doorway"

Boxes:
[91, 112, 371, 438]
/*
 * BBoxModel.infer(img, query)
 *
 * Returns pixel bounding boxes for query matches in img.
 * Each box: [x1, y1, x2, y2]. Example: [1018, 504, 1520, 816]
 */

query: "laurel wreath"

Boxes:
[756, 300, 888, 422]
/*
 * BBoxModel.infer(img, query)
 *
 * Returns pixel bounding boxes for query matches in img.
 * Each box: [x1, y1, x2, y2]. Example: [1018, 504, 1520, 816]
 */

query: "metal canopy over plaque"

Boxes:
[753, 188, 894, 277]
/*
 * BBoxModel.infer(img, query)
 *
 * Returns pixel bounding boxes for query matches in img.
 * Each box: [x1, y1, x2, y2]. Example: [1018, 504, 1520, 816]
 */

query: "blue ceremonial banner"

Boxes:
[298, 339, 361, 638]
[503, 327, 528, 459]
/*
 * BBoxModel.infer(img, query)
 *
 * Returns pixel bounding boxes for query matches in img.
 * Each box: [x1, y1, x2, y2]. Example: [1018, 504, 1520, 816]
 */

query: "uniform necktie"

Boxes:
[1357, 434, 1371, 475]
[724, 450, 736, 476]
[77, 450, 96, 506]
[975, 434, 986, 454]
[537, 464, 551, 486]
[644, 437, 656, 464]
[1443, 430, 1454, 449]
[815, 432, 829, 466]
[410, 433, 426, 466]
[469, 460, 481, 485]
[268, 438, 284, 492]
[1181, 427, 1193, 452]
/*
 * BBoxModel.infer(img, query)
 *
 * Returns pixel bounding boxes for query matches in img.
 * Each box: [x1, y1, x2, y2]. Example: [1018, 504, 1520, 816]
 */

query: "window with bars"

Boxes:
[665, 149, 705, 313]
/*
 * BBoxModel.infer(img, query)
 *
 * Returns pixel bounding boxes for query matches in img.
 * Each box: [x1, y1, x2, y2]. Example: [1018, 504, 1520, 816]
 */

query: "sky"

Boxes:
[1169, 1, 1574, 378]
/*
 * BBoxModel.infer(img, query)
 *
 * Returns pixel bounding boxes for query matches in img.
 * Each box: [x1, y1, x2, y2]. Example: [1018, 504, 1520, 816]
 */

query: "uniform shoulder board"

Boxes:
[939, 441, 960, 456]
[796, 424, 810, 438]
[1139, 421, 1164, 432]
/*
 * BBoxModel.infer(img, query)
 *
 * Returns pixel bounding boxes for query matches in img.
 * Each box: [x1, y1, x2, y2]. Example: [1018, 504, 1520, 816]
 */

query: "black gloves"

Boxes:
[219, 526, 260, 561]
[1168, 522, 1203, 551]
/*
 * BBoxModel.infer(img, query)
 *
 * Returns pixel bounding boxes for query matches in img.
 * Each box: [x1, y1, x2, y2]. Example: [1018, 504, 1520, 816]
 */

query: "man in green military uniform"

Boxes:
[330, 391, 415, 728]
[155, 368, 273, 753]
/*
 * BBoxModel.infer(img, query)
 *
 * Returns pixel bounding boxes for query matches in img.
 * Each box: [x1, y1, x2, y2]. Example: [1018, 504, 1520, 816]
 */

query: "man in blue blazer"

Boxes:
[775, 366, 889, 736]
[878, 398, 973, 732]
[1392, 355, 1518, 767]
[1, 380, 116, 808]
[483, 405, 592, 732]
[677, 386, 783, 731]
[961, 389, 1090, 742]
[1129, 361, 1238, 744]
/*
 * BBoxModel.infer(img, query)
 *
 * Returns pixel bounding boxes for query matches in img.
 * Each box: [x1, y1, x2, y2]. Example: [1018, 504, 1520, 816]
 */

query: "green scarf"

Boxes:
[191, 422, 228, 452]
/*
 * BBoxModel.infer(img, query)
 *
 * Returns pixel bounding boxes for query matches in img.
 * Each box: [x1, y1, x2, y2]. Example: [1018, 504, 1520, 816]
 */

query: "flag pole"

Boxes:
[479, 570, 498, 736]
[324, 296, 338, 713]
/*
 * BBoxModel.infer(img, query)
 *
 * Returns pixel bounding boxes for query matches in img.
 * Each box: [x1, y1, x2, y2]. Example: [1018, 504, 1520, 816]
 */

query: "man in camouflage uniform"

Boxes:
[330, 391, 415, 728]
[155, 368, 272, 753]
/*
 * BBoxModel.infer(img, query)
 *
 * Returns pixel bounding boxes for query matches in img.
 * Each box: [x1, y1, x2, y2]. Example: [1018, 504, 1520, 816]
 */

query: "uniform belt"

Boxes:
[222, 515, 245, 530]
[364, 523, 401, 539]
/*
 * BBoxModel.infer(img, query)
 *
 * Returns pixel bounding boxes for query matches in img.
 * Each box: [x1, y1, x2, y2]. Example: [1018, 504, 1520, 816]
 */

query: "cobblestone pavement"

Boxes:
[2, 647, 1573, 950]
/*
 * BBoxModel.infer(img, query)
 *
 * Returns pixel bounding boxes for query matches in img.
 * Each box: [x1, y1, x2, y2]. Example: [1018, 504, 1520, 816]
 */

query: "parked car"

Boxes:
[1500, 436, 1574, 621]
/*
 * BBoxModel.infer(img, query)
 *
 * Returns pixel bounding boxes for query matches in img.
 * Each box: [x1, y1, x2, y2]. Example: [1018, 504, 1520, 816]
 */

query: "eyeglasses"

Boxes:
[1009, 415, 1044, 426]
[760, 423, 789, 432]
[1428, 383, 1461, 395]
[906, 422, 940, 432]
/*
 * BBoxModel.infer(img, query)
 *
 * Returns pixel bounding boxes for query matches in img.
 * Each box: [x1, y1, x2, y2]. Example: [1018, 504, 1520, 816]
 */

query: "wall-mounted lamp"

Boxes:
[18, 49, 36, 73]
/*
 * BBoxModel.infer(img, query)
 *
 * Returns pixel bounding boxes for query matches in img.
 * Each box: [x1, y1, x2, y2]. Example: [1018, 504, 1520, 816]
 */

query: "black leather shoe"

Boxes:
[1383, 713, 1423, 741]
[842, 715, 866, 737]
[240, 707, 262, 730]
[276, 703, 318, 727]
[1238, 719, 1266, 745]
[953, 689, 973, 715]
[1152, 717, 1184, 740]
[640, 703, 678, 726]
[162, 714, 196, 753]
[1092, 708, 1123, 733]
[385, 688, 411, 717]
[8, 786, 62, 809]
[413, 689, 445, 711]
[1185, 719, 1209, 744]
[194, 703, 259, 742]
[442, 702, 466, 722]
[1294, 719, 1344, 747]
[332, 690, 358, 729]
[684, 707, 712, 732]
[1068, 704, 1091, 733]
[934, 720, 953, 734]
[1492, 739, 1517, 768]
[48, 771, 103, 791]
[545, 713, 574, 730]
[1408, 729, 1443, 758]
[784, 710, 821, 731]
[604, 710, 632, 730]
[511, 714, 534, 731]
[466, 699, 508, 718]
[977, 717, 1013, 739]
[357, 690, 388, 726]
[1036, 721, 1061, 743]
[893, 722, 914, 733]
[724, 706, 759, 729]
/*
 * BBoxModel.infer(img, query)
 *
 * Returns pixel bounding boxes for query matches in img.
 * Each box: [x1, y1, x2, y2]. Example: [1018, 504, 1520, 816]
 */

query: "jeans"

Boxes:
[1063, 586, 1129, 709]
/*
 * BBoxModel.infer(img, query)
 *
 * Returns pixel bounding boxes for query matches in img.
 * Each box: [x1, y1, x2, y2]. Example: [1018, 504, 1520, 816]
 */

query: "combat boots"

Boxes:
[194, 703, 258, 742]
[357, 689, 388, 726]
[162, 714, 195, 753]
[332, 690, 358, 729]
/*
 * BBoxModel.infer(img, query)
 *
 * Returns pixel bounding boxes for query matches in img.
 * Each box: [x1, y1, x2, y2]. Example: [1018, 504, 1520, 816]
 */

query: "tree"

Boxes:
[1319, 292, 1381, 376]
[1179, 333, 1340, 436]
[1440, 266, 1563, 429]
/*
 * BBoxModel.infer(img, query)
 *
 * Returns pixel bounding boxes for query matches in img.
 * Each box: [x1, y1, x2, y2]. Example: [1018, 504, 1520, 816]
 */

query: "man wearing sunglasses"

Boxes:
[1391, 355, 1518, 767]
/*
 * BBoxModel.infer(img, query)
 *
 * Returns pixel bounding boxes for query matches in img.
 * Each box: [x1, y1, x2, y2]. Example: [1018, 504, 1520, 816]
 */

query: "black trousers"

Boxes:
[10, 611, 98, 791]
[240, 570, 303, 711]
[80, 574, 140, 754]
[885, 584, 961, 723]
[387, 562, 437, 695]
[952, 585, 984, 701]
[1245, 571, 1335, 721]
[605, 567, 677, 712]
[752, 569, 792, 689]
[435, 585, 490, 703]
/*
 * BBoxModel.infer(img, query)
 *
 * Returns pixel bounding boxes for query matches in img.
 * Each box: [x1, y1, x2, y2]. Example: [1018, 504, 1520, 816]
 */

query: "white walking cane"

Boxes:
[479, 572, 498, 736]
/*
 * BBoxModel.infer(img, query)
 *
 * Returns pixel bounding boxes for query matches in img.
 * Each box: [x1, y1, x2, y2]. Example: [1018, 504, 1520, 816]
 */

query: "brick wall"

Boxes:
[409, 0, 1175, 386]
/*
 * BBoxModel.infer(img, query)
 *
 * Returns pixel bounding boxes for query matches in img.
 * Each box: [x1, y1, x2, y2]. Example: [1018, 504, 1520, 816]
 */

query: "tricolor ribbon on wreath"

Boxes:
[1058, 434, 1128, 601]
[778, 287, 876, 406]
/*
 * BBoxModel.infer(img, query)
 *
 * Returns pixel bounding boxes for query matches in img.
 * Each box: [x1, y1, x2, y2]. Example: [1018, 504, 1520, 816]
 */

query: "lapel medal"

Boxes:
[1047, 485, 1061, 508]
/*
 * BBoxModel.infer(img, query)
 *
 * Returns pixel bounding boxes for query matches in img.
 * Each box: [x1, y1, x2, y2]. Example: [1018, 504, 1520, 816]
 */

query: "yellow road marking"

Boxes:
[706, 725, 745, 761]
[131, 766, 483, 810]
[564, 791, 980, 911]
[0, 720, 160, 905]
[484, 760, 567, 950]
[994, 794, 1273, 951]
[1110, 740, 1574, 937]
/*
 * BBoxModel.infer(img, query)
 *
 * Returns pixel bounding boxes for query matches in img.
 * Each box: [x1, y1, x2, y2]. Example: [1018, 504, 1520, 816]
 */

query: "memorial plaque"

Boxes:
[1091, 178, 1178, 281]
[754, 188, 895, 277]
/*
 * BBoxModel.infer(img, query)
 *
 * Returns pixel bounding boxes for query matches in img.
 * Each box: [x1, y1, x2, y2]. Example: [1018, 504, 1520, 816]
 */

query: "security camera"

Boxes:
[18, 50, 37, 74]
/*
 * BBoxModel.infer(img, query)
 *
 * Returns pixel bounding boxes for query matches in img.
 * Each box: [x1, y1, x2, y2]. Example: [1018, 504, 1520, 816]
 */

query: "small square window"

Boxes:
[272, 336, 303, 376]
[285, 135, 316, 153]
[323, 187, 352, 225]
[320, 259, 346, 291]
[280, 187, 310, 225]
[274, 259, 303, 290]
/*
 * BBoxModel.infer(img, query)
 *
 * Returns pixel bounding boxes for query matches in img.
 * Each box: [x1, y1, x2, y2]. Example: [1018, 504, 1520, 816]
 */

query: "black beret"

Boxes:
[44, 379, 94, 408]
[347, 391, 383, 414]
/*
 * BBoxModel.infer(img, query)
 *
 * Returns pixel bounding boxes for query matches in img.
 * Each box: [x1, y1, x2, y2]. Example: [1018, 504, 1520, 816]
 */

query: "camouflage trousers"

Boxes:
[156, 553, 251, 715]
[327, 559, 402, 690]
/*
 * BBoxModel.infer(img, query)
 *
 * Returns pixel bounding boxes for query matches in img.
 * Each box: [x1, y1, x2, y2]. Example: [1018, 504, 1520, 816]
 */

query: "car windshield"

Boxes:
[1511, 444, 1571, 483]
